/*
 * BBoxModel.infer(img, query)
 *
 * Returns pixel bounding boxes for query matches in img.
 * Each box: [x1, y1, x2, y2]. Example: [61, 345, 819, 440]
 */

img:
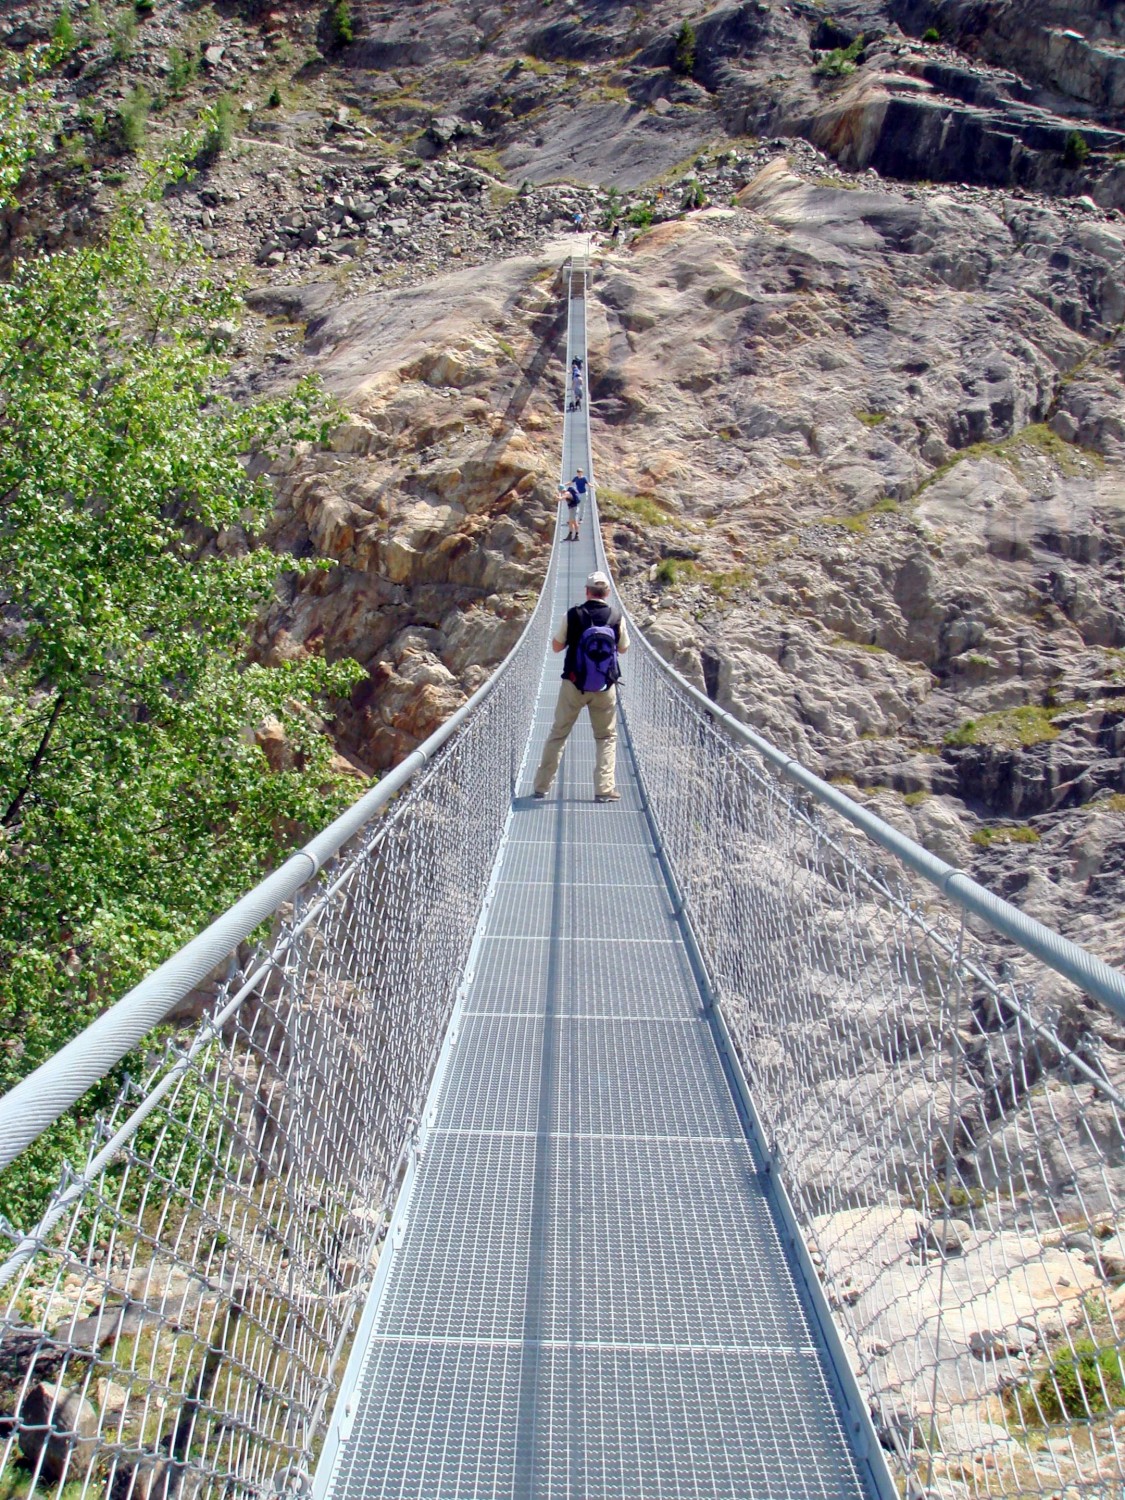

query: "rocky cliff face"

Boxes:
[250, 255, 563, 766]
[585, 168, 1125, 955]
[5, 0, 1123, 957]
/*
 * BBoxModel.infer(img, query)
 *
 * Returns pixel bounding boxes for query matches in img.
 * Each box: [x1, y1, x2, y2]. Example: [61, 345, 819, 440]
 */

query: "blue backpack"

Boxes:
[573, 613, 620, 693]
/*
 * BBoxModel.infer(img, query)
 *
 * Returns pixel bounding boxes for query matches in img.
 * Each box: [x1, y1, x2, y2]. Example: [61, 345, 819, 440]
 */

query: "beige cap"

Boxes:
[586, 570, 610, 589]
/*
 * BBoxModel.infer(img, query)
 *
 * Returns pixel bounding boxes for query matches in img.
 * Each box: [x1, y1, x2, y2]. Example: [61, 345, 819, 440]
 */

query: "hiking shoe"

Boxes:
[533, 790, 548, 799]
[594, 791, 621, 803]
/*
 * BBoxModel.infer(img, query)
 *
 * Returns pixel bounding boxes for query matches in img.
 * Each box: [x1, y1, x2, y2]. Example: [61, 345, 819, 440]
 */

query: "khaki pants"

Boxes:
[533, 680, 617, 797]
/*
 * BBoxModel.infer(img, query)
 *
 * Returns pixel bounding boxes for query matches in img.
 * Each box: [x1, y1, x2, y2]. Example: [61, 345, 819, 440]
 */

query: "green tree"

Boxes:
[673, 19, 695, 76]
[1064, 130, 1090, 168]
[330, 0, 354, 46]
[0, 157, 364, 1224]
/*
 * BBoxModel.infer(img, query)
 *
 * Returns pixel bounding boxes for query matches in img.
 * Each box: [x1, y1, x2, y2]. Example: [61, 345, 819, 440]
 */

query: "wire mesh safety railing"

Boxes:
[0, 557, 554, 1499]
[617, 620, 1125, 1500]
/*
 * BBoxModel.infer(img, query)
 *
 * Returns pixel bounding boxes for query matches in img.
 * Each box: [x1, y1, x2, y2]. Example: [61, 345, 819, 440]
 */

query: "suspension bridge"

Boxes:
[1, 250, 1125, 1500]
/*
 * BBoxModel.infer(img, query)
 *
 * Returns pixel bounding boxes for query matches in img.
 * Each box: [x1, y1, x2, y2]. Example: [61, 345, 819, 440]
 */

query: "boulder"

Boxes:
[18, 1382, 98, 1481]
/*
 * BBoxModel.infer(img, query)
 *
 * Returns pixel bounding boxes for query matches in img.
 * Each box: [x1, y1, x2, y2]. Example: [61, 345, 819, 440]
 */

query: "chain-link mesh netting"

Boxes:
[621, 625, 1125, 1500]
[0, 583, 551, 1500]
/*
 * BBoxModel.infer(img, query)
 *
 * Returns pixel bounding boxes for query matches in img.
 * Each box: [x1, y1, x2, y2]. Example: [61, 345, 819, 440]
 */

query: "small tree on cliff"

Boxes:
[1064, 131, 1090, 168]
[673, 19, 696, 76]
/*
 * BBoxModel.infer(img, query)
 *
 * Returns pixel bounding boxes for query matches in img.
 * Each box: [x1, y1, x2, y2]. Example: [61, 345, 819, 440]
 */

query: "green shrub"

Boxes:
[330, 0, 354, 45]
[117, 84, 150, 153]
[816, 34, 863, 78]
[1064, 130, 1090, 168]
[656, 558, 680, 585]
[167, 44, 198, 95]
[681, 176, 706, 210]
[673, 19, 696, 76]
[922, 26, 940, 43]
[111, 5, 137, 59]
[197, 93, 235, 164]
[628, 201, 654, 229]
[135, 0, 155, 14]
[78, 101, 109, 140]
[84, 1, 107, 37]
[267, 84, 282, 108]
[1010, 1340, 1125, 1425]
[50, 3, 78, 60]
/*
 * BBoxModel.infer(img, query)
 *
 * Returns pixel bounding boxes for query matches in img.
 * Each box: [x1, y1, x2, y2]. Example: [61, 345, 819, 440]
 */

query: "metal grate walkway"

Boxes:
[314, 257, 880, 1500]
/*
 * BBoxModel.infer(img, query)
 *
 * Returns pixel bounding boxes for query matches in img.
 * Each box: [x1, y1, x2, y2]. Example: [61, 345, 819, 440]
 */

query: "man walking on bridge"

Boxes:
[559, 481, 581, 541]
[533, 571, 628, 803]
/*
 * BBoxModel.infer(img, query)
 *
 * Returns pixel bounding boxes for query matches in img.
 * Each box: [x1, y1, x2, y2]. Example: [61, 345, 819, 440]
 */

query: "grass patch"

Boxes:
[654, 557, 753, 595]
[919, 422, 1096, 493]
[832, 635, 887, 654]
[821, 497, 899, 533]
[857, 410, 887, 427]
[588, 83, 630, 103]
[519, 54, 552, 76]
[467, 147, 506, 179]
[599, 487, 680, 529]
[902, 790, 930, 806]
[971, 824, 1041, 848]
[945, 701, 1086, 749]
[1091, 793, 1125, 813]
[914, 1180, 984, 1213]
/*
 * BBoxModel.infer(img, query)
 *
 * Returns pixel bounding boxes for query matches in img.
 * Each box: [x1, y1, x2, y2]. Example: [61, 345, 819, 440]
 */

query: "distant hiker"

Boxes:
[574, 210, 585, 232]
[610, 222, 621, 246]
[571, 365, 583, 410]
[571, 356, 583, 379]
[559, 481, 581, 541]
[533, 570, 629, 803]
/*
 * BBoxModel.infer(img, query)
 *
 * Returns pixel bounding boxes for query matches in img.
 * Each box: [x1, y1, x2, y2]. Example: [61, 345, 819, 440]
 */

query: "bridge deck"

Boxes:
[316, 266, 874, 1500]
